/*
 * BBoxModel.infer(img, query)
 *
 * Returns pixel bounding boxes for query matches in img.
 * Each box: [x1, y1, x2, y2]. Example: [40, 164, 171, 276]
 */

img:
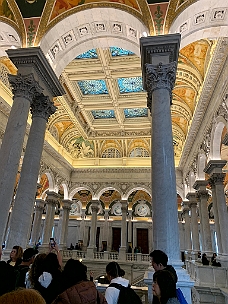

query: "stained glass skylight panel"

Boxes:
[124, 108, 148, 118]
[92, 110, 115, 119]
[75, 49, 98, 59]
[117, 77, 143, 93]
[110, 47, 134, 57]
[77, 80, 108, 95]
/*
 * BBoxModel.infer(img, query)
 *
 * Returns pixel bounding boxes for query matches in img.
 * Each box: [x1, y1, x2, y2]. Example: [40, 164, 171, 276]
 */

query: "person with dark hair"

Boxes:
[105, 261, 129, 304]
[52, 259, 107, 304]
[149, 250, 178, 283]
[15, 248, 38, 288]
[152, 270, 180, 304]
[25, 253, 47, 288]
[0, 247, 17, 295]
[7, 246, 23, 267]
[202, 253, 209, 265]
[34, 252, 62, 304]
[211, 253, 221, 267]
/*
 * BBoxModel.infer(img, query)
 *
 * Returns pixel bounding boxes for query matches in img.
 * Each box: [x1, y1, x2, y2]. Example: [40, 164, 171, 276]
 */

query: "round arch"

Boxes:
[39, 170, 55, 191]
[123, 185, 151, 200]
[210, 117, 226, 160]
[69, 185, 94, 200]
[0, 21, 22, 57]
[39, 7, 149, 77]
[94, 185, 123, 200]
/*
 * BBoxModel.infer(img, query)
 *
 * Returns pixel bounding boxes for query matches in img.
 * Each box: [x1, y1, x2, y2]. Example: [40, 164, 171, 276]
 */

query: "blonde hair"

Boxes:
[0, 288, 46, 304]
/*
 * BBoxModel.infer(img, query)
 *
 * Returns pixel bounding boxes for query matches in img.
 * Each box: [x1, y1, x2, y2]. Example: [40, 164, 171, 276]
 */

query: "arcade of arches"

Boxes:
[0, 0, 228, 303]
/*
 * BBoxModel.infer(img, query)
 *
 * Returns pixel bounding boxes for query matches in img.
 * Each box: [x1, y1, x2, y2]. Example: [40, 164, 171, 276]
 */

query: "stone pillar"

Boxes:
[79, 209, 86, 247]
[6, 95, 56, 250]
[42, 191, 59, 246]
[58, 200, 72, 249]
[0, 74, 42, 244]
[30, 199, 45, 245]
[103, 209, 109, 250]
[182, 201, 192, 254]
[119, 200, 128, 259]
[205, 160, 228, 256]
[87, 200, 99, 257]
[186, 193, 200, 255]
[141, 34, 193, 303]
[194, 181, 213, 255]
[127, 210, 133, 244]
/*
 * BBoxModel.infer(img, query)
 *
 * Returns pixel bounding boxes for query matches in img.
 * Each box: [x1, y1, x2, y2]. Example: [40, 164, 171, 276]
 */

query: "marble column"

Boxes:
[58, 200, 72, 249]
[42, 191, 59, 246]
[127, 210, 133, 244]
[186, 193, 200, 255]
[6, 95, 56, 250]
[194, 181, 213, 255]
[30, 199, 45, 245]
[182, 201, 192, 254]
[119, 200, 128, 259]
[87, 200, 99, 250]
[0, 74, 42, 244]
[0, 47, 64, 245]
[205, 160, 228, 255]
[103, 209, 109, 250]
[79, 209, 86, 247]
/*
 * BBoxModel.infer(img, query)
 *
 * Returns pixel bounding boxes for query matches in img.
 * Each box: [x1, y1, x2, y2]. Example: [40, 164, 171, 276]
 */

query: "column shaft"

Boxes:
[182, 203, 192, 252]
[120, 201, 128, 248]
[30, 199, 45, 245]
[187, 193, 200, 253]
[88, 201, 99, 249]
[58, 200, 72, 248]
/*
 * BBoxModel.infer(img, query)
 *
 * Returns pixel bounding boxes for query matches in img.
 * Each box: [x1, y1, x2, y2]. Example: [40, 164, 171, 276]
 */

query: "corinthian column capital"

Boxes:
[146, 62, 177, 109]
[31, 94, 56, 121]
[9, 73, 43, 101]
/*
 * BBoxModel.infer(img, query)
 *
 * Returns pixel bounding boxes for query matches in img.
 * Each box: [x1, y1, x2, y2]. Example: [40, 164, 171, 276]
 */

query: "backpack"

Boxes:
[176, 288, 188, 304]
[109, 283, 142, 304]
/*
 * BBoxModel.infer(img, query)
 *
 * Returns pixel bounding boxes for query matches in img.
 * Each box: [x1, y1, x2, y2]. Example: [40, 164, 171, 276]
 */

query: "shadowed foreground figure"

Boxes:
[52, 259, 107, 304]
[0, 288, 46, 304]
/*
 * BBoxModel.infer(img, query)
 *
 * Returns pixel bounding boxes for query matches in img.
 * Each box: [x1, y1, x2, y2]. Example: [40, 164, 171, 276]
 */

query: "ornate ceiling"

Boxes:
[0, 0, 215, 167]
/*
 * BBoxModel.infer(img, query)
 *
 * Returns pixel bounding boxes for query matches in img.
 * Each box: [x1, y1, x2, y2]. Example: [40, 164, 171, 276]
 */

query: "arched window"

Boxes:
[129, 147, 149, 157]
[101, 148, 121, 158]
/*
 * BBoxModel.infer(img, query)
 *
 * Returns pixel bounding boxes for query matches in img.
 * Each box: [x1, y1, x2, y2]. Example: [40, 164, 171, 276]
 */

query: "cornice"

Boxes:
[73, 167, 151, 173]
[179, 38, 228, 173]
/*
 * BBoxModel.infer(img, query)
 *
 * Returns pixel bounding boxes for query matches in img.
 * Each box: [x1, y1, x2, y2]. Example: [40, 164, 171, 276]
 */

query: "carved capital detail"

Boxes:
[31, 94, 57, 121]
[196, 190, 209, 200]
[145, 62, 177, 110]
[8, 73, 43, 101]
[209, 173, 226, 186]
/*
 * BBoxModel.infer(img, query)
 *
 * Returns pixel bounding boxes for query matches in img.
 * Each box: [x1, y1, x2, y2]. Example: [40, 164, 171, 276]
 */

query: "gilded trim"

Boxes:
[35, 1, 154, 45]
[7, 0, 27, 47]
[165, 0, 198, 32]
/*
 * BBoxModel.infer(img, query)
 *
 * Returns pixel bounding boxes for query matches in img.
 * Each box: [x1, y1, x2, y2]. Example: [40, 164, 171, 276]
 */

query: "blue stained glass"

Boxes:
[110, 47, 134, 57]
[77, 80, 108, 95]
[75, 49, 98, 59]
[92, 110, 115, 119]
[117, 77, 143, 93]
[124, 108, 148, 118]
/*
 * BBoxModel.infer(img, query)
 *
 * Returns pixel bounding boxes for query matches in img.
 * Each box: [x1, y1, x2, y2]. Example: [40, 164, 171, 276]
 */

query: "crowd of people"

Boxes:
[1, 244, 212, 304]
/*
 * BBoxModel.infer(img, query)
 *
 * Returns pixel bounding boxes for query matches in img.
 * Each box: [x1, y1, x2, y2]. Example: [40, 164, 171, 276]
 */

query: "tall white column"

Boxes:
[182, 201, 192, 254]
[42, 191, 59, 245]
[30, 199, 45, 245]
[88, 200, 99, 250]
[103, 209, 109, 250]
[79, 209, 86, 246]
[119, 200, 128, 259]
[187, 193, 200, 255]
[205, 160, 228, 256]
[6, 95, 56, 250]
[58, 200, 72, 249]
[194, 181, 213, 255]
[0, 74, 42, 244]
[127, 210, 133, 244]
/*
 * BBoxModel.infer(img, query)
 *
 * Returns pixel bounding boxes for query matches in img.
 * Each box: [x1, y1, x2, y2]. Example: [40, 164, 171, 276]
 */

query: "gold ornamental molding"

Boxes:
[35, 0, 154, 45]
[7, 0, 26, 47]
[165, 0, 198, 33]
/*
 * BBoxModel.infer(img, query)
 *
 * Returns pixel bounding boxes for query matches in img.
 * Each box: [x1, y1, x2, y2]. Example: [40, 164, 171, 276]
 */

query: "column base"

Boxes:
[217, 254, 228, 267]
[87, 247, 96, 259]
[119, 247, 127, 260]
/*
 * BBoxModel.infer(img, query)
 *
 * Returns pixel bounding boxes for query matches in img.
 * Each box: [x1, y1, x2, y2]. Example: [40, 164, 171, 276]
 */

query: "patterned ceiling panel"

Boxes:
[75, 49, 98, 59]
[77, 79, 108, 95]
[117, 77, 144, 93]
[124, 108, 148, 118]
[92, 110, 115, 119]
[110, 47, 134, 57]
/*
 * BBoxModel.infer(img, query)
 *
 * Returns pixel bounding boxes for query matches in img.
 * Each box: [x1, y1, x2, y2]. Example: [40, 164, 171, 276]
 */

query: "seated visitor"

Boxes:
[211, 253, 221, 267]
[7, 245, 23, 268]
[202, 253, 209, 265]
[0, 288, 46, 304]
[52, 259, 107, 304]
[152, 270, 180, 304]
